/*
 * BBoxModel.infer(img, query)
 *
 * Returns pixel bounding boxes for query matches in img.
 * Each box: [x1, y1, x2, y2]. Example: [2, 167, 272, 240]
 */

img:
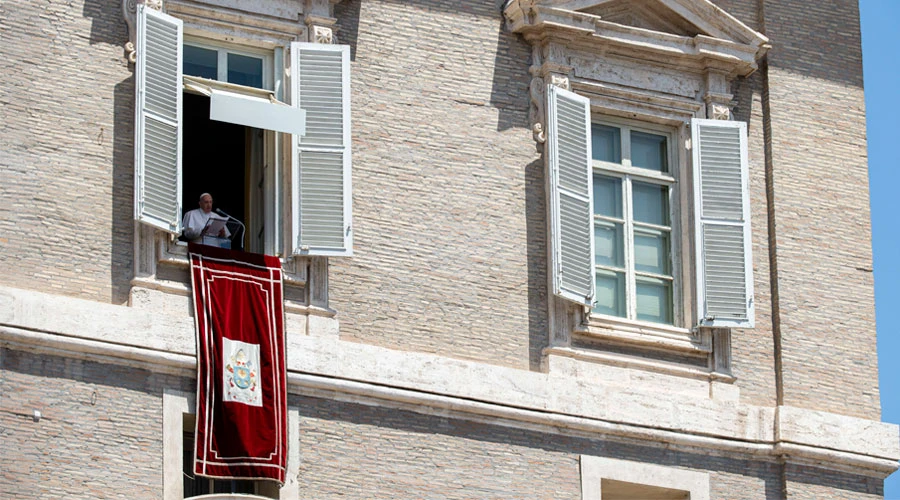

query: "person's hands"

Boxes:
[218, 228, 226, 237]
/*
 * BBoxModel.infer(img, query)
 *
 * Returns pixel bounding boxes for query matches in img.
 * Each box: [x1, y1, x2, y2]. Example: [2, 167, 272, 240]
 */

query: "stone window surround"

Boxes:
[580, 455, 710, 500]
[163, 389, 300, 500]
[126, 0, 341, 312]
[504, 0, 769, 376]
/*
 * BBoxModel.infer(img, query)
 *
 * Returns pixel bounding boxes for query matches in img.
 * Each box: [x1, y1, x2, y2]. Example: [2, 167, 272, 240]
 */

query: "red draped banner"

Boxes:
[189, 243, 287, 485]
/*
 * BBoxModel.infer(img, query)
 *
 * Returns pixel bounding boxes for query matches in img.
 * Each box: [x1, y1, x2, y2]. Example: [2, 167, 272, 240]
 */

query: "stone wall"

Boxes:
[0, 0, 135, 305]
[330, 0, 544, 370]
[762, 0, 880, 419]
[0, 349, 173, 499]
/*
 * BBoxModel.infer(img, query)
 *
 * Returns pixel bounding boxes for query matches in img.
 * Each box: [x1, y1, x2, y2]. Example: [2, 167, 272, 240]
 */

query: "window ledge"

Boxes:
[186, 494, 271, 500]
[545, 346, 735, 383]
[161, 237, 307, 285]
[575, 315, 710, 354]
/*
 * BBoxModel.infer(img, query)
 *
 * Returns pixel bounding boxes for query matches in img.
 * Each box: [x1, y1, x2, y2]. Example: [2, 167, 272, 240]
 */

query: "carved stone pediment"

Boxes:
[506, 0, 767, 141]
[504, 0, 769, 78]
[580, 0, 708, 37]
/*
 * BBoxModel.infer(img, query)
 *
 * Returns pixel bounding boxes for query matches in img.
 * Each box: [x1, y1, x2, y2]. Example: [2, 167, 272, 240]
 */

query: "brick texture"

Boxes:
[0, 0, 135, 305]
[0, 0, 888, 496]
[0, 349, 179, 499]
[763, 0, 880, 419]
[329, 0, 545, 369]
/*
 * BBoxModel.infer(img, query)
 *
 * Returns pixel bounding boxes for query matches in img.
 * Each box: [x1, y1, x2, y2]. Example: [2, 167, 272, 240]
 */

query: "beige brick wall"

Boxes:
[3, 349, 887, 499]
[785, 465, 884, 499]
[0, 349, 171, 499]
[763, 0, 880, 419]
[329, 0, 544, 370]
[296, 394, 789, 499]
[0, 0, 882, 416]
[0, 0, 885, 487]
[0, 0, 135, 305]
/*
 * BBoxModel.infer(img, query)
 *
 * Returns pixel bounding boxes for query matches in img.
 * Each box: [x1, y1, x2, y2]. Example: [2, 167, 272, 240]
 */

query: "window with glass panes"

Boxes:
[183, 42, 270, 90]
[591, 122, 675, 325]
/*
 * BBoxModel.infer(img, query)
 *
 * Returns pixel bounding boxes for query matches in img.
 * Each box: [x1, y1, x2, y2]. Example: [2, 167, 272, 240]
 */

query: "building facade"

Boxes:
[1, 0, 898, 498]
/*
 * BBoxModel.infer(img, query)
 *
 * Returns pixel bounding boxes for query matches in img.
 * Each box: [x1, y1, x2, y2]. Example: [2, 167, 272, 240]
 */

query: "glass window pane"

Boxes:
[594, 221, 624, 268]
[632, 181, 669, 226]
[592, 124, 621, 163]
[631, 130, 668, 172]
[228, 53, 264, 89]
[636, 276, 673, 324]
[593, 175, 622, 218]
[184, 45, 218, 80]
[594, 269, 626, 318]
[633, 227, 670, 274]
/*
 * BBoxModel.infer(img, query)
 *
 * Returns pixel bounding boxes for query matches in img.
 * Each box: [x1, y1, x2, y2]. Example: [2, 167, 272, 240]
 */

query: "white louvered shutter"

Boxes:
[291, 43, 352, 256]
[692, 119, 754, 328]
[134, 6, 182, 234]
[547, 85, 594, 306]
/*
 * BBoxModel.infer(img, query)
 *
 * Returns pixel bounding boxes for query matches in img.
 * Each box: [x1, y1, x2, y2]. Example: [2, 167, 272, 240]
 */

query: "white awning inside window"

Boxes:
[183, 75, 306, 136]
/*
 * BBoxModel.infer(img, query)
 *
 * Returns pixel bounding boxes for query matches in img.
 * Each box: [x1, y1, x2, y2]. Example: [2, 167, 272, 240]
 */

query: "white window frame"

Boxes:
[290, 42, 353, 257]
[183, 37, 274, 91]
[134, 7, 353, 262]
[545, 84, 754, 341]
[691, 119, 754, 328]
[590, 117, 683, 328]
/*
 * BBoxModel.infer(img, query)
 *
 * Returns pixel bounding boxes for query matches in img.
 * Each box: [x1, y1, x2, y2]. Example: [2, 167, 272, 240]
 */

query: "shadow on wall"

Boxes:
[85, 0, 135, 304]
[763, 0, 864, 88]
[111, 76, 136, 305]
[296, 394, 850, 500]
[83, 0, 128, 46]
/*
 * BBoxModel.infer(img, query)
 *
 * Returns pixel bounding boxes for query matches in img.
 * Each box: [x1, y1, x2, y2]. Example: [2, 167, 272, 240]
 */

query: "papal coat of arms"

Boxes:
[222, 337, 263, 407]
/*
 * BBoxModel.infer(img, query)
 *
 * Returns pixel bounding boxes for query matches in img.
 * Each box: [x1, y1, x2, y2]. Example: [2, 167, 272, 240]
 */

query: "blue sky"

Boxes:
[860, 0, 900, 496]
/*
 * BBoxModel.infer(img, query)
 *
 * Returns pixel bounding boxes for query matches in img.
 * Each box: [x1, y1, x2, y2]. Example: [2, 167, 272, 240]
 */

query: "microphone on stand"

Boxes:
[214, 209, 246, 251]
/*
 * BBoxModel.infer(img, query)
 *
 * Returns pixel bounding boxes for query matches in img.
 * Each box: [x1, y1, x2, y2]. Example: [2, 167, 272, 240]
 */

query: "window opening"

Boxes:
[592, 122, 675, 325]
[182, 92, 264, 253]
[182, 431, 257, 497]
[179, 39, 280, 256]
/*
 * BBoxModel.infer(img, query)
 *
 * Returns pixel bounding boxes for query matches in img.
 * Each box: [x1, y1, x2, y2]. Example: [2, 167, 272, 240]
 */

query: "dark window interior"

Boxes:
[182, 92, 246, 240]
[183, 431, 256, 496]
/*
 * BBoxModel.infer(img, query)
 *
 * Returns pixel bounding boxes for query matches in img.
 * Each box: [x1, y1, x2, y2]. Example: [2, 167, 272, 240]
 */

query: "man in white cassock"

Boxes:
[182, 192, 230, 243]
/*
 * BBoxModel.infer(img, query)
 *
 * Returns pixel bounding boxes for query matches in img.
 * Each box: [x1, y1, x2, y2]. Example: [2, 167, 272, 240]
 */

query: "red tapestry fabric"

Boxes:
[189, 243, 287, 485]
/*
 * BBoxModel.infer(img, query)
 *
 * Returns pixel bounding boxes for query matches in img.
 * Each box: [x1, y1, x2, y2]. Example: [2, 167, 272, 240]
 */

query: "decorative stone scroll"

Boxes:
[123, 0, 163, 63]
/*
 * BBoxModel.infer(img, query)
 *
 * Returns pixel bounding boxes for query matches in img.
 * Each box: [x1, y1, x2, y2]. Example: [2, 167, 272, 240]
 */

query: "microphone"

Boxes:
[214, 208, 246, 251]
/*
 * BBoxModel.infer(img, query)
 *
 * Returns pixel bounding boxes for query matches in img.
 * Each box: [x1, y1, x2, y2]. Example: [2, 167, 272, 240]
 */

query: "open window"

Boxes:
[133, 5, 352, 258]
[164, 390, 280, 500]
[546, 85, 754, 330]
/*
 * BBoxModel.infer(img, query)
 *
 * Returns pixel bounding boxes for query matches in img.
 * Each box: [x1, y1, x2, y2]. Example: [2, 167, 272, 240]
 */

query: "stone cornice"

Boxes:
[505, 1, 769, 78]
[1, 285, 897, 478]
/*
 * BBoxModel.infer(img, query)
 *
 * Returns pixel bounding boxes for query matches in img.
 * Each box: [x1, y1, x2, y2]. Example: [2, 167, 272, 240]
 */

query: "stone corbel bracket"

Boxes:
[526, 41, 574, 145]
[305, 16, 336, 44]
[123, 0, 163, 64]
[303, 0, 340, 44]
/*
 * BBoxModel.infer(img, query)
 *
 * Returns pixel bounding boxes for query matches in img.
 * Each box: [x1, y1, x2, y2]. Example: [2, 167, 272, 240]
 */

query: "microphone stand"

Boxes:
[214, 209, 246, 251]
